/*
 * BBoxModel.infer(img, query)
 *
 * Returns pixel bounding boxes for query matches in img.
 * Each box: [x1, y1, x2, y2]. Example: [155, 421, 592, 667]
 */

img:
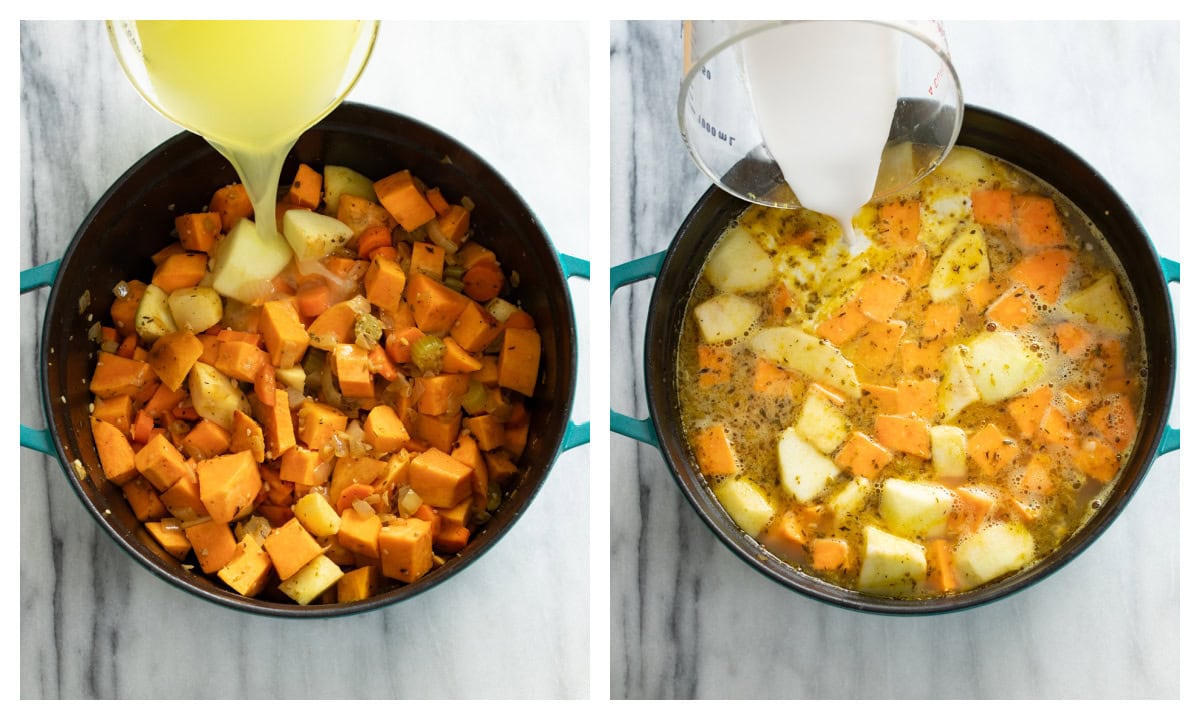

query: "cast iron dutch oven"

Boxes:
[21, 102, 590, 617]
[611, 104, 1178, 614]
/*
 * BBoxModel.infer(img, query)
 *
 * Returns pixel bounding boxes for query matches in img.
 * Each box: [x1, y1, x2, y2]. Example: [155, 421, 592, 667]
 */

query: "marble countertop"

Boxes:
[610, 20, 1180, 699]
[20, 20, 590, 699]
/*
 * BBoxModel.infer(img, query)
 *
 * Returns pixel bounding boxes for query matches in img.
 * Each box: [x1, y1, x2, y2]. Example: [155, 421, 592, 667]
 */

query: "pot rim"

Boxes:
[645, 103, 1177, 615]
[36, 102, 579, 618]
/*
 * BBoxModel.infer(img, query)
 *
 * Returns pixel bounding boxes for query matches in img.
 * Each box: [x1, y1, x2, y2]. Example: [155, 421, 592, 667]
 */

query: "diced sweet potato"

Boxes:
[217, 535, 273, 597]
[1054, 323, 1095, 358]
[364, 255, 407, 313]
[816, 301, 868, 346]
[414, 374, 470, 416]
[895, 378, 938, 420]
[877, 199, 921, 248]
[91, 417, 138, 485]
[175, 212, 222, 253]
[409, 242, 445, 281]
[811, 537, 851, 571]
[1019, 454, 1056, 494]
[436, 205, 470, 247]
[296, 401, 348, 450]
[379, 518, 434, 583]
[259, 300, 310, 369]
[861, 384, 899, 415]
[921, 301, 960, 340]
[337, 566, 379, 603]
[229, 409, 266, 463]
[337, 507, 383, 558]
[183, 518, 237, 573]
[1009, 249, 1075, 305]
[286, 163, 323, 209]
[970, 189, 1012, 228]
[196, 450, 262, 524]
[449, 301, 503, 353]
[926, 538, 957, 592]
[497, 328, 541, 397]
[1088, 393, 1137, 451]
[441, 337, 483, 374]
[464, 414, 505, 452]
[855, 273, 909, 322]
[986, 286, 1038, 328]
[135, 433, 195, 492]
[834, 432, 893, 480]
[966, 423, 1019, 476]
[181, 419, 232, 460]
[263, 517, 324, 581]
[409, 448, 473, 508]
[145, 520, 192, 561]
[874, 414, 931, 458]
[1006, 385, 1053, 439]
[147, 331, 204, 391]
[405, 272, 470, 334]
[210, 183, 253, 231]
[331, 344, 375, 398]
[1013, 194, 1066, 250]
[279, 446, 324, 487]
[215, 340, 269, 384]
[691, 424, 738, 476]
[256, 389, 296, 459]
[90, 352, 154, 398]
[948, 486, 995, 536]
[363, 405, 410, 454]
[159, 476, 206, 521]
[1073, 437, 1120, 482]
[752, 358, 796, 396]
[151, 252, 208, 293]
[374, 170, 437, 232]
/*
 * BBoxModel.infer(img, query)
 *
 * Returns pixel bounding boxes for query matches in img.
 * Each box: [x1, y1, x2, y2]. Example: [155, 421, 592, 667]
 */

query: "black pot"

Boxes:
[21, 102, 589, 617]
[611, 104, 1178, 614]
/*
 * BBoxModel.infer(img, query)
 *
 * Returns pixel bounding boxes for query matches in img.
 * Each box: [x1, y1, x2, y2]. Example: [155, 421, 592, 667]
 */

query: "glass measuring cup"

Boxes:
[679, 20, 963, 208]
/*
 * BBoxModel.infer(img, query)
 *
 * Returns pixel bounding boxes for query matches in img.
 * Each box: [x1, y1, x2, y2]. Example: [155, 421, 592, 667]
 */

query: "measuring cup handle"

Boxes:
[1155, 255, 1180, 456]
[609, 251, 666, 448]
[21, 258, 63, 455]
[557, 253, 591, 453]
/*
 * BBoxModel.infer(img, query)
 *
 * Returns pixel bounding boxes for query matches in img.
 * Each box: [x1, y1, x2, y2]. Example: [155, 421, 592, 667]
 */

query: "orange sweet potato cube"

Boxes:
[895, 378, 938, 420]
[690, 424, 738, 476]
[181, 419, 233, 460]
[209, 183, 253, 231]
[409, 242, 446, 281]
[811, 537, 851, 571]
[436, 205, 470, 247]
[122, 477, 168, 522]
[337, 565, 380, 603]
[151, 252, 208, 293]
[374, 170, 437, 232]
[259, 300, 310, 369]
[877, 199, 921, 248]
[147, 331, 204, 391]
[409, 448, 474, 508]
[175, 211, 222, 253]
[297, 401, 349, 450]
[183, 518, 238, 573]
[92, 395, 134, 437]
[834, 432, 893, 479]
[967, 423, 1019, 476]
[135, 433, 196, 492]
[338, 507, 383, 558]
[218, 535, 273, 597]
[279, 446, 326, 487]
[364, 255, 408, 313]
[331, 343, 375, 398]
[450, 301, 503, 353]
[91, 417, 138, 485]
[215, 340, 269, 384]
[405, 273, 471, 334]
[196, 450, 263, 524]
[464, 413, 505, 452]
[874, 414, 931, 458]
[145, 520, 192, 561]
[363, 405, 410, 453]
[497, 328, 541, 397]
[285, 162, 323, 209]
[855, 272, 909, 322]
[696, 344, 732, 387]
[230, 409, 267, 464]
[256, 389, 297, 459]
[1013, 194, 1066, 251]
[414, 374, 471, 416]
[816, 301, 868, 346]
[414, 411, 463, 454]
[379, 518, 434, 583]
[159, 476, 207, 521]
[263, 517, 324, 581]
[90, 352, 155, 399]
[441, 337, 483, 374]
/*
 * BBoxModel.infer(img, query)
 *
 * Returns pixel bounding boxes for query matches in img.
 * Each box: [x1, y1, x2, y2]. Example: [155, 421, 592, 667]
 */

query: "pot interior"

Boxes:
[646, 105, 1175, 614]
[40, 102, 577, 616]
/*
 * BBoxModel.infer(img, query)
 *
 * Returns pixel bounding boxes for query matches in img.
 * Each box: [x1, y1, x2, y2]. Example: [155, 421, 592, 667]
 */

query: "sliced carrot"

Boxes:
[462, 261, 505, 303]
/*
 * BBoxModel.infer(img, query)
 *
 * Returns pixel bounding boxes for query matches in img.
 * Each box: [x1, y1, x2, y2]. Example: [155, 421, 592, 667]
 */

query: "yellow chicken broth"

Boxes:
[676, 146, 1146, 597]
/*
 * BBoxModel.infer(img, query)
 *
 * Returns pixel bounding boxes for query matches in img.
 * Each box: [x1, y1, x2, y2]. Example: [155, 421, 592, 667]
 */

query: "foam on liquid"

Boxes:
[136, 21, 367, 243]
[741, 22, 899, 249]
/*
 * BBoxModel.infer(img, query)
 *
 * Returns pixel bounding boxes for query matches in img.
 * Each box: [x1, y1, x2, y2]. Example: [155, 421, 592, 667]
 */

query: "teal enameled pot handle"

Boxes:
[1157, 256, 1179, 456]
[558, 252, 591, 451]
[609, 251, 665, 448]
[20, 260, 60, 455]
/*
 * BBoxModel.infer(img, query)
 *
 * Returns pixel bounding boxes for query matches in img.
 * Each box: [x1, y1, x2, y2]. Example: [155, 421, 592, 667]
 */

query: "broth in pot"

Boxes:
[676, 146, 1146, 598]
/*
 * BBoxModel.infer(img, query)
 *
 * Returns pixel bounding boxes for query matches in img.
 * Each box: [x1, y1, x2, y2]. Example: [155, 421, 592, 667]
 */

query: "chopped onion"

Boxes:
[461, 196, 475, 212]
[426, 221, 457, 253]
[78, 290, 91, 315]
[87, 321, 102, 343]
[113, 281, 129, 299]
[352, 499, 375, 517]
[398, 487, 422, 515]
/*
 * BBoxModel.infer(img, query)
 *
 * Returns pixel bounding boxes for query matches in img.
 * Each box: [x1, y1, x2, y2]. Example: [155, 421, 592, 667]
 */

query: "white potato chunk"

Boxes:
[796, 386, 851, 454]
[188, 361, 251, 431]
[777, 427, 840, 503]
[933, 146, 997, 187]
[134, 283, 177, 341]
[167, 286, 223, 334]
[938, 344, 981, 421]
[1062, 273, 1133, 336]
[274, 366, 307, 392]
[713, 476, 775, 537]
[210, 218, 294, 304]
[928, 223, 990, 302]
[879, 478, 955, 538]
[323, 165, 378, 216]
[278, 554, 345, 605]
[751, 326, 861, 399]
[828, 476, 873, 523]
[954, 522, 1035, 588]
[858, 525, 928, 593]
[283, 208, 355, 262]
[704, 226, 775, 293]
[930, 425, 968, 481]
[963, 331, 1045, 404]
[292, 492, 341, 538]
[693, 293, 762, 344]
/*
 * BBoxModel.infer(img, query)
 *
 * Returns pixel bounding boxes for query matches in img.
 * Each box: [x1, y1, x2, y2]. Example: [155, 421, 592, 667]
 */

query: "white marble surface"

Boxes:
[19, 20, 590, 699]
[610, 20, 1180, 699]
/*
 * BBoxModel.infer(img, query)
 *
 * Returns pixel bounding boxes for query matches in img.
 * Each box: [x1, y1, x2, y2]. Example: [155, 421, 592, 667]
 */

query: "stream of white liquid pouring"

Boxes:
[741, 22, 900, 253]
